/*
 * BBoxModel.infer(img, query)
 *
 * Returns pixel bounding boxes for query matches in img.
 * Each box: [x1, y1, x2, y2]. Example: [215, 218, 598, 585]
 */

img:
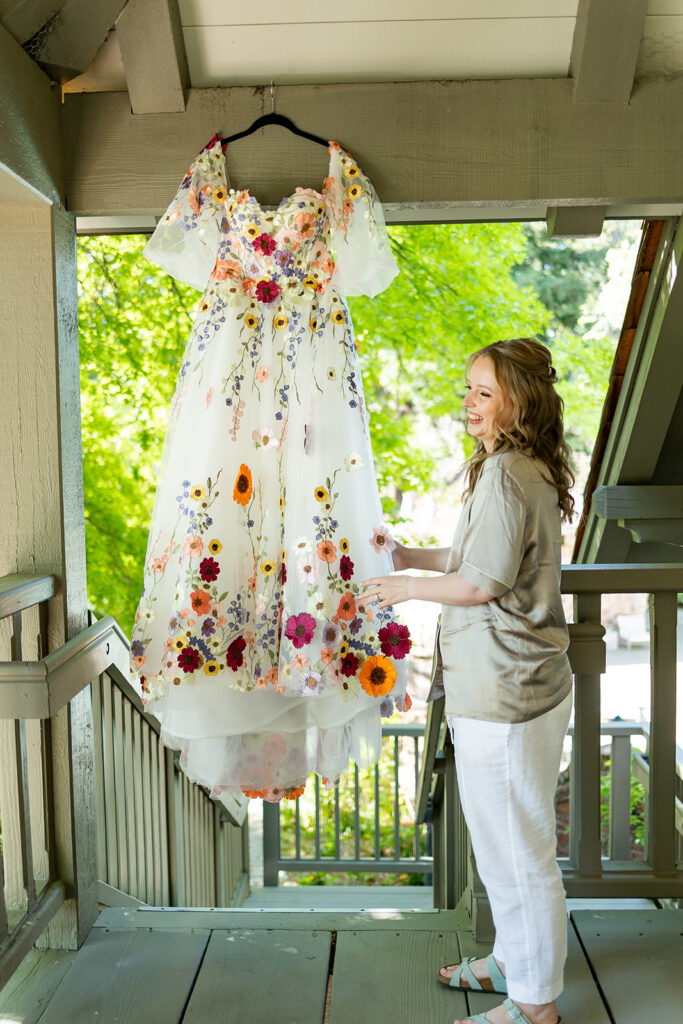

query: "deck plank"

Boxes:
[0, 949, 78, 1024]
[184, 929, 330, 1024]
[38, 927, 210, 1023]
[572, 909, 683, 1023]
[329, 928, 467, 1024]
[242, 883, 434, 911]
[94, 905, 471, 932]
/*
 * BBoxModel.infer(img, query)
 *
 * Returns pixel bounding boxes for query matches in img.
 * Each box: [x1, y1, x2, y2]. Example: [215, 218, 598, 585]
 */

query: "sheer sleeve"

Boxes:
[143, 137, 228, 291]
[325, 145, 398, 298]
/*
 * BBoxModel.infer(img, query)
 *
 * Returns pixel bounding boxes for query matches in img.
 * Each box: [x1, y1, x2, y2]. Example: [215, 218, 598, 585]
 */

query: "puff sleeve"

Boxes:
[143, 138, 227, 291]
[456, 463, 527, 598]
[325, 145, 398, 298]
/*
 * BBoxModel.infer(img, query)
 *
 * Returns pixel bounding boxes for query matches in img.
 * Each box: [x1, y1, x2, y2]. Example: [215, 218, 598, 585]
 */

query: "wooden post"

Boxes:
[648, 592, 678, 876]
[569, 593, 604, 877]
[0, 198, 97, 950]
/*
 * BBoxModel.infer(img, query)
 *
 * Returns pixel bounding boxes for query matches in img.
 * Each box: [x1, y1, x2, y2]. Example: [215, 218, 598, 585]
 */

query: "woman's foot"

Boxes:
[453, 998, 561, 1024]
[439, 955, 505, 991]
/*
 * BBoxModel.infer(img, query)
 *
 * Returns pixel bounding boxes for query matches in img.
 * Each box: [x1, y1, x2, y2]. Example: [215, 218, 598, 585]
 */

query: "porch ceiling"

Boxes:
[0, 0, 680, 95]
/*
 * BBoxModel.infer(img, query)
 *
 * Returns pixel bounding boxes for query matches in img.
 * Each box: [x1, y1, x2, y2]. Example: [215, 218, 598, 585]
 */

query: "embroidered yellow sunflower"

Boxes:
[245, 313, 258, 329]
[314, 486, 329, 503]
[208, 539, 223, 554]
[190, 485, 206, 501]
[213, 187, 227, 203]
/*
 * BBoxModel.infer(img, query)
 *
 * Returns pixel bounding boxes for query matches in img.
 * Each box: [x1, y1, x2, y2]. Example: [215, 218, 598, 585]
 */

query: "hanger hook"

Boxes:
[270, 80, 275, 113]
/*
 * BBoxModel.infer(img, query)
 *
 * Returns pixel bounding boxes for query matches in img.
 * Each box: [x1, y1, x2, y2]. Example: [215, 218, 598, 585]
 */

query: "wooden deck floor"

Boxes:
[1, 903, 681, 1023]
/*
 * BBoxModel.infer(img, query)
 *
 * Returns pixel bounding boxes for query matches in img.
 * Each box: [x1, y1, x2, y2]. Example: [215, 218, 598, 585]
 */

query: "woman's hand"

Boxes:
[360, 575, 411, 611]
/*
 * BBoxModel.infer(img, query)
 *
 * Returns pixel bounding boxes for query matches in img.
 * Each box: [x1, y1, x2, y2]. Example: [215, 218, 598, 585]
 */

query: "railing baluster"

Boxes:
[112, 686, 128, 893]
[334, 783, 340, 860]
[91, 674, 107, 883]
[164, 747, 178, 905]
[394, 735, 400, 861]
[122, 699, 137, 898]
[609, 731, 632, 860]
[132, 711, 145, 900]
[374, 763, 380, 861]
[354, 765, 360, 862]
[101, 674, 118, 889]
[295, 796, 301, 861]
[15, 720, 36, 908]
[414, 735, 420, 862]
[314, 774, 321, 861]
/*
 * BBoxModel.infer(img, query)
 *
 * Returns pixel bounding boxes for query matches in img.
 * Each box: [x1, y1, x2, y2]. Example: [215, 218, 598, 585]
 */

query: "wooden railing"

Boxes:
[262, 724, 430, 884]
[0, 575, 249, 991]
[417, 564, 683, 927]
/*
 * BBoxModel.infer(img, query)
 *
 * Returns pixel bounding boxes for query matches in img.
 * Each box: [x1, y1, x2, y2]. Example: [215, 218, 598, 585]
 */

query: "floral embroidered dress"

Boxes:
[130, 136, 411, 801]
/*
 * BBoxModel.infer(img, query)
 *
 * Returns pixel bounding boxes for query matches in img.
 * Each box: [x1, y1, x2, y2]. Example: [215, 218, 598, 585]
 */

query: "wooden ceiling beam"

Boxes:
[60, 77, 683, 215]
[116, 0, 189, 114]
[570, 0, 649, 103]
[546, 205, 606, 238]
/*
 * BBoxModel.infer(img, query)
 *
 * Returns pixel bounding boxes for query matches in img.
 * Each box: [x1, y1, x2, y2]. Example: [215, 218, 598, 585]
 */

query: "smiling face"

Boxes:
[463, 355, 514, 452]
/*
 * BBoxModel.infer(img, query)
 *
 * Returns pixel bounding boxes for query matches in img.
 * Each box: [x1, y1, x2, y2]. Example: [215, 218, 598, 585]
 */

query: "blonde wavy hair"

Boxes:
[463, 338, 575, 522]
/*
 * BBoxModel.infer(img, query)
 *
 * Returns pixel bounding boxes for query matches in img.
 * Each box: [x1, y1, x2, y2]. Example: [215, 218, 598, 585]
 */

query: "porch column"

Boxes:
[0, 188, 98, 949]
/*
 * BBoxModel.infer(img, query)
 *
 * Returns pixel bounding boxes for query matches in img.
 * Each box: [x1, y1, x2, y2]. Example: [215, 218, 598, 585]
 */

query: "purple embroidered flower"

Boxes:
[285, 612, 317, 649]
[274, 249, 293, 268]
[201, 618, 216, 637]
[380, 698, 395, 718]
[131, 640, 145, 657]
[349, 616, 363, 635]
[321, 620, 341, 648]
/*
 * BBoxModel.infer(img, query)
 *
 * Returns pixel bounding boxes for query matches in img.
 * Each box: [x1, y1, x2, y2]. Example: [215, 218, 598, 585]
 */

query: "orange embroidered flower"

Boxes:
[283, 784, 306, 800]
[337, 592, 357, 621]
[233, 464, 253, 504]
[190, 589, 212, 615]
[328, 141, 341, 151]
[317, 539, 337, 563]
[211, 258, 241, 281]
[359, 655, 397, 697]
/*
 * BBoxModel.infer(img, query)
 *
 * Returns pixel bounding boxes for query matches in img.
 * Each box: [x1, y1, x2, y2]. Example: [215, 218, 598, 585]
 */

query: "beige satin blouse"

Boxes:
[428, 450, 572, 723]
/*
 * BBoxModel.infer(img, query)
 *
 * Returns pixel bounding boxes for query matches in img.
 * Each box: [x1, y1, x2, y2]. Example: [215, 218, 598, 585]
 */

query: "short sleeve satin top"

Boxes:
[428, 450, 572, 723]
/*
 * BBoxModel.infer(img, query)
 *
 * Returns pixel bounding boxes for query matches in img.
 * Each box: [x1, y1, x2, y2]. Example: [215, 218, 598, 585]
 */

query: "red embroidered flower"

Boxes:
[199, 556, 220, 582]
[378, 622, 412, 660]
[340, 652, 360, 677]
[178, 646, 201, 673]
[339, 555, 354, 581]
[226, 636, 246, 670]
[255, 279, 280, 303]
[252, 232, 277, 255]
[285, 612, 316, 649]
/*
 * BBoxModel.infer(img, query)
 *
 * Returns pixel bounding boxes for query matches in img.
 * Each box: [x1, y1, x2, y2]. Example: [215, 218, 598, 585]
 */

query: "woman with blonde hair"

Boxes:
[362, 338, 574, 1024]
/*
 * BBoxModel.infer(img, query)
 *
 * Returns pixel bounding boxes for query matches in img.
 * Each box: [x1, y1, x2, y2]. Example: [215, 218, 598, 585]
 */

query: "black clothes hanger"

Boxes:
[220, 112, 330, 150]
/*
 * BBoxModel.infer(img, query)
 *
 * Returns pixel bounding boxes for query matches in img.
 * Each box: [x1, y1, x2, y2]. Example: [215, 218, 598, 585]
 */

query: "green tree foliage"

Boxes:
[78, 223, 630, 630]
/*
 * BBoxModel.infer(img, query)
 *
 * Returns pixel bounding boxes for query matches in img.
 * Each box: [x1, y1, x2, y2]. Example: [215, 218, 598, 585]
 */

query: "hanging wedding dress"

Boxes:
[129, 136, 412, 801]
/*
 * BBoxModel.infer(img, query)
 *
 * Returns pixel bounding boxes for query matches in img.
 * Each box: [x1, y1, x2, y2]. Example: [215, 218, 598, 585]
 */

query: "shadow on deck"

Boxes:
[2, 901, 682, 1023]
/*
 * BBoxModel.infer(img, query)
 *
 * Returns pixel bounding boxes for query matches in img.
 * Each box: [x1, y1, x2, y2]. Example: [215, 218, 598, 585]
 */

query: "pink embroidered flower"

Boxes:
[255, 366, 269, 382]
[252, 426, 279, 450]
[292, 652, 308, 671]
[184, 535, 203, 558]
[252, 232, 277, 255]
[321, 647, 334, 664]
[396, 692, 413, 712]
[255, 279, 280, 303]
[285, 612, 316, 649]
[369, 525, 396, 553]
[226, 636, 246, 670]
[378, 622, 412, 660]
[152, 554, 169, 574]
[296, 555, 319, 584]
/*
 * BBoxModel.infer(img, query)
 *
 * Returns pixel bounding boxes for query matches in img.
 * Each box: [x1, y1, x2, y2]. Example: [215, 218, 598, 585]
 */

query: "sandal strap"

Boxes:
[485, 954, 507, 992]
[449, 955, 483, 990]
[503, 999, 534, 1024]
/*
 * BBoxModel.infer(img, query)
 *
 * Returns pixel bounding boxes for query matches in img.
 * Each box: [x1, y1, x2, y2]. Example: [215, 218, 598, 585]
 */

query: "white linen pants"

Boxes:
[447, 689, 572, 1004]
